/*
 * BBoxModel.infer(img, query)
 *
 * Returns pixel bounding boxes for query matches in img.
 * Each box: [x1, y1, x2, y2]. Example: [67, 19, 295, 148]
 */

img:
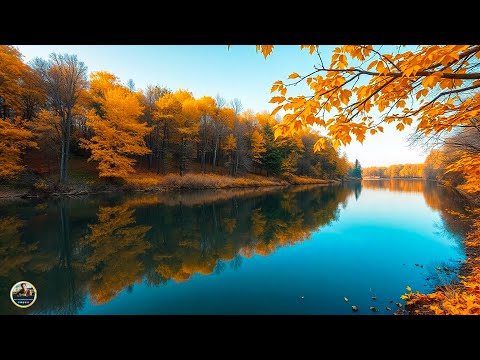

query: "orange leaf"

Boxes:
[269, 96, 285, 103]
[288, 72, 301, 79]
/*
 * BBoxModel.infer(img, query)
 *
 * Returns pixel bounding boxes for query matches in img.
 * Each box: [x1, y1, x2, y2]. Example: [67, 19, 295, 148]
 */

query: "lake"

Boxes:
[0, 180, 471, 315]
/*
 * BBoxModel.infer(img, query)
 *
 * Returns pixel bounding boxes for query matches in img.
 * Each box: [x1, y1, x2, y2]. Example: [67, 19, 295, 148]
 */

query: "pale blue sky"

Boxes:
[15, 45, 427, 167]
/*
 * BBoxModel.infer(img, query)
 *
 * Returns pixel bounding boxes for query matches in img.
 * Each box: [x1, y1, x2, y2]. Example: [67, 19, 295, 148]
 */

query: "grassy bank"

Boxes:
[0, 156, 339, 199]
[125, 173, 336, 190]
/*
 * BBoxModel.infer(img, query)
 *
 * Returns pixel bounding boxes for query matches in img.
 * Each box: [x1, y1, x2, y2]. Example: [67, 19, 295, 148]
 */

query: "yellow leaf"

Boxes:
[377, 126, 384, 133]
[273, 126, 283, 140]
[288, 72, 301, 79]
[367, 60, 378, 71]
[271, 105, 283, 117]
[406, 286, 412, 292]
[269, 96, 285, 103]
[257, 45, 274, 59]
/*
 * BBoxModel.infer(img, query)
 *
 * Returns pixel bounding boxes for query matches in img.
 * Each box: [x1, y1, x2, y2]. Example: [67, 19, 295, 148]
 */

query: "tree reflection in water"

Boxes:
[0, 181, 470, 314]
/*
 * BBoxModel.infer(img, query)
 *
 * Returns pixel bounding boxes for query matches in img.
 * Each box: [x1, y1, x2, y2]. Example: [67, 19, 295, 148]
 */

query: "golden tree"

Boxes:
[251, 129, 267, 173]
[82, 72, 151, 179]
[0, 118, 37, 179]
[0, 45, 29, 113]
[153, 92, 183, 174]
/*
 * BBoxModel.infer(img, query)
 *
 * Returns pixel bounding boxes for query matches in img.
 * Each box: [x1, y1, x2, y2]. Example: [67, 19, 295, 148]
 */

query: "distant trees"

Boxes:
[363, 163, 424, 179]
[349, 159, 362, 178]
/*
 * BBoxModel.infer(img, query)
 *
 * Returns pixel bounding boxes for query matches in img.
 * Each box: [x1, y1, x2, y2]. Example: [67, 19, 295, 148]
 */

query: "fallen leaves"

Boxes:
[404, 212, 480, 315]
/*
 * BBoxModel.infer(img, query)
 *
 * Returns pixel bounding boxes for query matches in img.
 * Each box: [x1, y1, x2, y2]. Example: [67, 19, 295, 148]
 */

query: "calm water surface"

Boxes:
[0, 180, 470, 314]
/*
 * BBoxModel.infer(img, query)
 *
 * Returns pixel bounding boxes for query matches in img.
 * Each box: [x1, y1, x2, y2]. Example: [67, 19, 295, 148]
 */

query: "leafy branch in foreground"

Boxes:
[256, 45, 480, 152]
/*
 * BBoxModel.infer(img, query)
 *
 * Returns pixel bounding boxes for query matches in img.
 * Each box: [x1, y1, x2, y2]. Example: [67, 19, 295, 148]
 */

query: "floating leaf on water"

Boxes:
[406, 286, 412, 292]
[344, 297, 349, 302]
[389, 299, 393, 303]
[300, 296, 305, 299]
[385, 306, 391, 311]
[395, 302, 403, 308]
[371, 296, 376, 300]
[369, 306, 379, 312]
[393, 309, 406, 315]
[351, 306, 358, 312]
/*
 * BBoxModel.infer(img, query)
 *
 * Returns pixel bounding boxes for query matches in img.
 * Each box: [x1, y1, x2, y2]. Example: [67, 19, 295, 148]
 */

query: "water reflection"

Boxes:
[363, 179, 471, 238]
[0, 180, 469, 314]
[0, 185, 353, 314]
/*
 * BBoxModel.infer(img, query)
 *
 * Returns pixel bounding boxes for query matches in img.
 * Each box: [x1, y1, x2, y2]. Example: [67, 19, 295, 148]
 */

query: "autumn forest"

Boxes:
[0, 45, 355, 196]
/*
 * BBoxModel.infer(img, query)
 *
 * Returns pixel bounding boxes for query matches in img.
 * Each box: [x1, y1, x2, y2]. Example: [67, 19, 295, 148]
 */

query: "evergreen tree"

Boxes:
[262, 124, 282, 177]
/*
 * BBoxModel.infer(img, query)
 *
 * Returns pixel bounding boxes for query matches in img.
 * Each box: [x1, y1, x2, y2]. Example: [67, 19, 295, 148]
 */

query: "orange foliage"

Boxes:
[0, 45, 29, 112]
[0, 117, 37, 179]
[404, 210, 480, 314]
[363, 164, 424, 179]
[82, 72, 151, 179]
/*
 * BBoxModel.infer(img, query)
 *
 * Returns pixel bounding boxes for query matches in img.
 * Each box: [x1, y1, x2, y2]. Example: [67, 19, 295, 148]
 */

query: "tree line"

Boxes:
[0, 45, 352, 187]
[363, 163, 424, 179]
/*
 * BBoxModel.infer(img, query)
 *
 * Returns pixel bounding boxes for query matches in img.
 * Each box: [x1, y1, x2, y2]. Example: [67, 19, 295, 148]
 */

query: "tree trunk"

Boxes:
[59, 111, 71, 184]
[60, 129, 66, 183]
[180, 137, 185, 176]
[212, 136, 219, 171]
[234, 149, 239, 177]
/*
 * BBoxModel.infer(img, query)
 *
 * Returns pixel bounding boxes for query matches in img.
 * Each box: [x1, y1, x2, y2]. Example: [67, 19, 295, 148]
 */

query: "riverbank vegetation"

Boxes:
[0, 45, 350, 196]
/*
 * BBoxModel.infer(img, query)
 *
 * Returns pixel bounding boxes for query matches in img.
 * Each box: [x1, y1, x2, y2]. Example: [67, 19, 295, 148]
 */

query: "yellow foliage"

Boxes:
[251, 129, 266, 165]
[81, 204, 151, 304]
[82, 72, 151, 179]
[256, 45, 480, 157]
[0, 117, 37, 179]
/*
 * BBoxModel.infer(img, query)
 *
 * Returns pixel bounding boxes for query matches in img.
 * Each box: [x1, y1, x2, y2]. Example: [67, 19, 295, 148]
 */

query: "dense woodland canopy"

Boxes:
[0, 45, 351, 190]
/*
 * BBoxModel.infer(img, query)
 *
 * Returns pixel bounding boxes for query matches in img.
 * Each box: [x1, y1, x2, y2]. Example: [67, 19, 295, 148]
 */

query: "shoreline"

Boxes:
[405, 184, 480, 315]
[0, 176, 341, 201]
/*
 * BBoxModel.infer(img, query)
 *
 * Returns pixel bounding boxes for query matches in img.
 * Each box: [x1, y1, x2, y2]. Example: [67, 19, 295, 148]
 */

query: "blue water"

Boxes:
[0, 180, 468, 314]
